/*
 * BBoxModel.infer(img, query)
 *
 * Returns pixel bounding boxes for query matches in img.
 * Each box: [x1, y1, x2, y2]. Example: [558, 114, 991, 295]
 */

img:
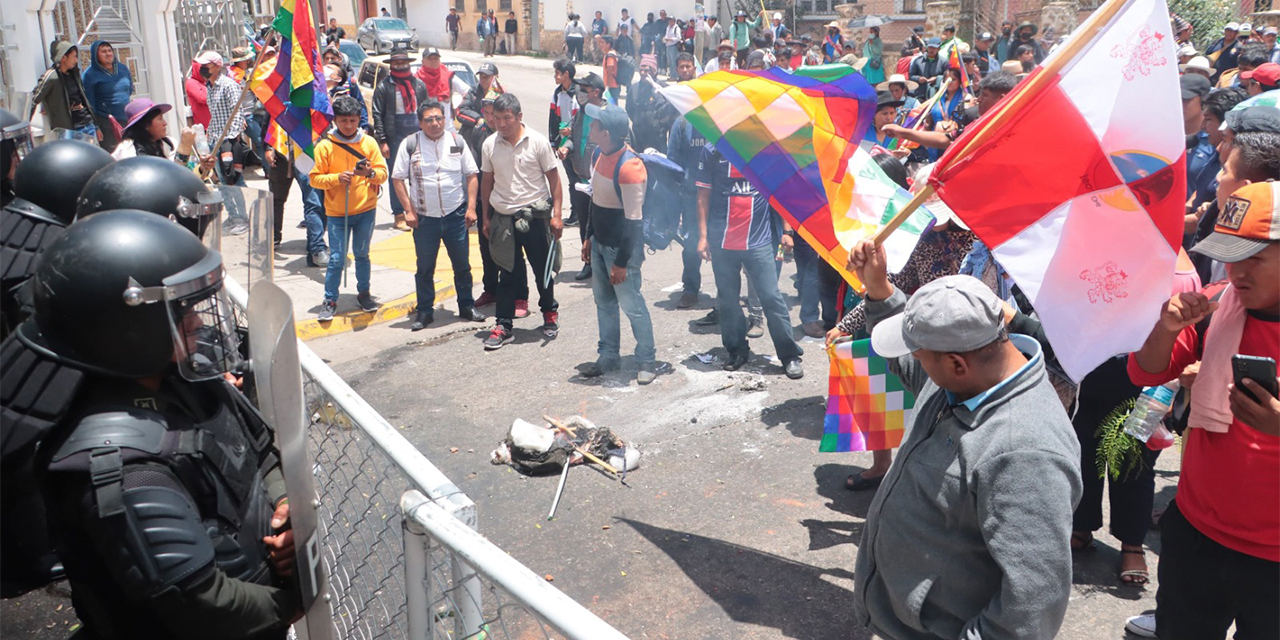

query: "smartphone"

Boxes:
[1232, 355, 1278, 404]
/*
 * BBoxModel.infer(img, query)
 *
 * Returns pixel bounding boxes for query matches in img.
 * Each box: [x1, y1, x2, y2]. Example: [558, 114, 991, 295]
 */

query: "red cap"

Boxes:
[1247, 62, 1280, 88]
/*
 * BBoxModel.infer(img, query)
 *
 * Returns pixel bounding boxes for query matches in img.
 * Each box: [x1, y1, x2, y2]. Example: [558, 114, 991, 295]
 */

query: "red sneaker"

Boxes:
[542, 311, 559, 337]
[514, 299, 530, 318]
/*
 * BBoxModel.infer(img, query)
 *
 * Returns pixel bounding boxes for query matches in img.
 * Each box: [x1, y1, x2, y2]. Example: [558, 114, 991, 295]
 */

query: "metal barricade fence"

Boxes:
[222, 277, 629, 640]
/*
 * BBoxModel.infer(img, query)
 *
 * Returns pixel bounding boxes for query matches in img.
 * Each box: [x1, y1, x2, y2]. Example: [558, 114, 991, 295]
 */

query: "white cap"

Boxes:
[194, 50, 224, 66]
[1224, 22, 1240, 31]
[1177, 44, 1198, 57]
[773, 12, 782, 20]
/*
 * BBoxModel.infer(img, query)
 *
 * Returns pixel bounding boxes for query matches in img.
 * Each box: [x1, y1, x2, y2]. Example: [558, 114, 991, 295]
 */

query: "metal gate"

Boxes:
[51, 0, 151, 99]
[174, 0, 256, 74]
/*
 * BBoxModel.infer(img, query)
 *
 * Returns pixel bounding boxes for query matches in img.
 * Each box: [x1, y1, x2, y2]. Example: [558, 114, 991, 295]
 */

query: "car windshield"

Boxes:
[374, 18, 409, 29]
[339, 41, 367, 66]
[443, 63, 476, 89]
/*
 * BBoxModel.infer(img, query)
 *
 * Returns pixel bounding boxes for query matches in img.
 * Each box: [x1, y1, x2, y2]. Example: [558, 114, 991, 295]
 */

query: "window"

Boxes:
[499, 0, 511, 10]
[896, 0, 924, 13]
[358, 61, 379, 90]
[477, 0, 487, 13]
[800, 0, 813, 13]
[455, 0, 465, 12]
[814, 0, 828, 12]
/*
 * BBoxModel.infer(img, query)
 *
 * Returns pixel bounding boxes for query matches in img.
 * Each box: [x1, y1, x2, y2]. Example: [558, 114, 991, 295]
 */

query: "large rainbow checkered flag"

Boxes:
[820, 339, 916, 453]
[249, 0, 332, 172]
[659, 66, 936, 286]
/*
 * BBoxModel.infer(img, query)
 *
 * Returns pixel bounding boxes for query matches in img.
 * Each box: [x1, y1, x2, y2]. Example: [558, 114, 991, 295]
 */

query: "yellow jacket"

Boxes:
[309, 132, 388, 216]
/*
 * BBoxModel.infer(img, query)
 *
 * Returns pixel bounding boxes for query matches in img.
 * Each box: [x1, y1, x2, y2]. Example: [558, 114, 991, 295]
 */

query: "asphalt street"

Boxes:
[0, 49, 1178, 640]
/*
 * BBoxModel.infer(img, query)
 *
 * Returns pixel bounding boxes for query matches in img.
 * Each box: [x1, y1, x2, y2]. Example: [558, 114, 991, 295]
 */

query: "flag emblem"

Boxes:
[1109, 25, 1168, 81]
[1079, 261, 1130, 304]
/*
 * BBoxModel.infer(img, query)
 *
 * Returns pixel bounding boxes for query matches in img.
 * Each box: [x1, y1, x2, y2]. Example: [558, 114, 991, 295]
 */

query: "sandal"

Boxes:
[1119, 549, 1149, 586]
[845, 472, 884, 491]
[1070, 531, 1097, 552]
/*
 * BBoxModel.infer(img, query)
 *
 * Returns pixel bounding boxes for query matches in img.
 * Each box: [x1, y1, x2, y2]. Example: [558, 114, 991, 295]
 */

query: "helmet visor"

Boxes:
[2, 122, 33, 161]
[168, 285, 243, 381]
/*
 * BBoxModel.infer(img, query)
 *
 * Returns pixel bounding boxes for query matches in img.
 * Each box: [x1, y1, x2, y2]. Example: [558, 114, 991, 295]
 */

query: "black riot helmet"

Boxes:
[76, 156, 222, 240]
[8, 139, 113, 225]
[21, 209, 242, 381]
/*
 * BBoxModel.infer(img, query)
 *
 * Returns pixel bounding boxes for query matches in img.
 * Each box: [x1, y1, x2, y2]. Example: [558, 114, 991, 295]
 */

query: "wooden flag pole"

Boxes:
[870, 0, 1131, 246]
[208, 32, 276, 184]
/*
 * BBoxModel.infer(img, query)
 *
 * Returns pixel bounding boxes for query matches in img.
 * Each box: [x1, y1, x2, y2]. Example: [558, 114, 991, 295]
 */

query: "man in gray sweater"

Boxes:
[847, 238, 1082, 640]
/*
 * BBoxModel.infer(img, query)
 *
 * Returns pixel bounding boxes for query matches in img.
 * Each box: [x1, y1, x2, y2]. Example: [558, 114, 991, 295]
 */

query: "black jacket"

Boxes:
[371, 75, 428, 145]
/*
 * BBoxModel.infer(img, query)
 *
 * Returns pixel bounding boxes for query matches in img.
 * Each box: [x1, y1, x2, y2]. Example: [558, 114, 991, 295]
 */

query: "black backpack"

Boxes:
[610, 146, 685, 252]
[616, 54, 637, 86]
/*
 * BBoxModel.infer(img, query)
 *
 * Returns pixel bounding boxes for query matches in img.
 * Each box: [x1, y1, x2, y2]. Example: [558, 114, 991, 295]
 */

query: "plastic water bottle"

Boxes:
[1123, 381, 1180, 443]
[192, 123, 210, 156]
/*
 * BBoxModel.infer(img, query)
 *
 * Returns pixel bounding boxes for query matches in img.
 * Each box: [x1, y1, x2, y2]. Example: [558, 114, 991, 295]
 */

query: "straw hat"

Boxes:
[877, 73, 919, 92]
[825, 21, 840, 29]
[1180, 56, 1212, 77]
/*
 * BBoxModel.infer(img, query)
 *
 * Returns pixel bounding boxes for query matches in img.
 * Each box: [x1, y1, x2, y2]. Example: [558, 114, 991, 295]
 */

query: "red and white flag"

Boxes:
[930, 0, 1185, 382]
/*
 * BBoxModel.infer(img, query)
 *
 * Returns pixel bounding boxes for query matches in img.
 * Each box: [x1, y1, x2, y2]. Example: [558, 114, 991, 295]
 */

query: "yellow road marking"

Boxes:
[294, 227, 485, 341]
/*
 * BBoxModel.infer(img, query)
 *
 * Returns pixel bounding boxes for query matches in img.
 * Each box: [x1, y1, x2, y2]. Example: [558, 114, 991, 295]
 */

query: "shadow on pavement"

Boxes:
[813, 463, 875, 519]
[618, 518, 869, 640]
[760, 396, 826, 441]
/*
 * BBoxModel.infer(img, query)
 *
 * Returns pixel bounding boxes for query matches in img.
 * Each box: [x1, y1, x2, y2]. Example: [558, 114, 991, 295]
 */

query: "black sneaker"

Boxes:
[317, 299, 337, 321]
[484, 325, 514, 350]
[410, 310, 433, 331]
[357, 292, 380, 312]
[580, 358, 620, 378]
[694, 308, 719, 326]
[722, 351, 749, 371]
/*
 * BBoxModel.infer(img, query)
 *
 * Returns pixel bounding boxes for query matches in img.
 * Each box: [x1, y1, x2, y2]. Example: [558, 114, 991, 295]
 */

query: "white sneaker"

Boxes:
[1125, 613, 1157, 638]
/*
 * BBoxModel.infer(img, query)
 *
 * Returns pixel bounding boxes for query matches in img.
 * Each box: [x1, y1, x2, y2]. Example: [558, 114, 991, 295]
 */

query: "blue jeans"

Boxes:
[679, 189, 701, 294]
[710, 244, 801, 362]
[324, 209, 376, 301]
[295, 165, 328, 254]
[665, 43, 678, 74]
[413, 205, 474, 311]
[591, 239, 655, 365]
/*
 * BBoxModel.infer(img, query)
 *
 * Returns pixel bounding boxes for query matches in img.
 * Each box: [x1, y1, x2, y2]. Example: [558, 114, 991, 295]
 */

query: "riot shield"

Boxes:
[247, 281, 334, 640]
[217, 184, 274, 292]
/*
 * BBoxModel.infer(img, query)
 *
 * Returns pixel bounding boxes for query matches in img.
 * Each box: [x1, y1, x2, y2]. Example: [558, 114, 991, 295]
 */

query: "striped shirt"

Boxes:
[696, 146, 772, 251]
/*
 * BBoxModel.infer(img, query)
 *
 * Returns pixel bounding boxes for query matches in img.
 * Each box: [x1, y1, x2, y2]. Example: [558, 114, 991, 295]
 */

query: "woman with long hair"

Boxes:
[112, 98, 211, 176]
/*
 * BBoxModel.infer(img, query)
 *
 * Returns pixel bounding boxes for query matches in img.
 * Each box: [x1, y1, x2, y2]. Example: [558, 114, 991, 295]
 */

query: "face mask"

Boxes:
[199, 66, 212, 79]
[575, 91, 590, 105]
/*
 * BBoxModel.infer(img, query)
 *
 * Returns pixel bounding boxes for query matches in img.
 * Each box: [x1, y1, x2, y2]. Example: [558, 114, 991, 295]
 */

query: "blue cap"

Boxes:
[926, 37, 942, 47]
[584, 103, 631, 141]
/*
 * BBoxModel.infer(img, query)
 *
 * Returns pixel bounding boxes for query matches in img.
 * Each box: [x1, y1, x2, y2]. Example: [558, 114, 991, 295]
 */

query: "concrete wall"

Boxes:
[406, 0, 455, 48]
[7, 0, 187, 140]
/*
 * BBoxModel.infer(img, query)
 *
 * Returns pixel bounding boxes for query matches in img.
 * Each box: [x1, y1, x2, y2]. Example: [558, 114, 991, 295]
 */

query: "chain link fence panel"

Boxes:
[224, 276, 628, 640]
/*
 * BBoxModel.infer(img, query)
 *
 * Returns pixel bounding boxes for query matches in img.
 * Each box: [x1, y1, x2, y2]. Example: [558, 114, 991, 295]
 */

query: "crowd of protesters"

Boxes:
[21, 9, 1279, 639]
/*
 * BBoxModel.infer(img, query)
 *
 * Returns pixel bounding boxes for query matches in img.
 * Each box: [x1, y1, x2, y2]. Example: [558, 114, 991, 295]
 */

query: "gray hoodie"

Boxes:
[854, 287, 1082, 640]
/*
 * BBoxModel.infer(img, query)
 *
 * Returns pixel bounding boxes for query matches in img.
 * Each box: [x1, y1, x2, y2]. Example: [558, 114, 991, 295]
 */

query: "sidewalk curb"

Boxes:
[295, 284, 458, 341]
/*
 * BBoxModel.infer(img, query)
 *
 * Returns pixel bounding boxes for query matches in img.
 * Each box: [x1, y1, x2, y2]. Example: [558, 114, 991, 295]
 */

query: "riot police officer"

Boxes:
[77, 154, 223, 240]
[1, 139, 112, 337]
[10, 210, 300, 638]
